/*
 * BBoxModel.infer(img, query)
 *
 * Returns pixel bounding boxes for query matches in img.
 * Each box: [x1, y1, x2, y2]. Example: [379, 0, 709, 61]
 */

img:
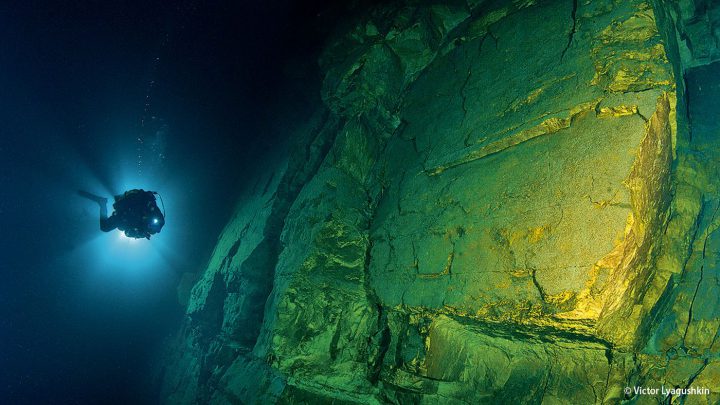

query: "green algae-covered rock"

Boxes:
[157, 0, 720, 403]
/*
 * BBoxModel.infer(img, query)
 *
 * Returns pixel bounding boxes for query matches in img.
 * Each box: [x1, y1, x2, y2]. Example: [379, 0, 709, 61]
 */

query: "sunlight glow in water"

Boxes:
[59, 139, 189, 286]
[118, 231, 142, 243]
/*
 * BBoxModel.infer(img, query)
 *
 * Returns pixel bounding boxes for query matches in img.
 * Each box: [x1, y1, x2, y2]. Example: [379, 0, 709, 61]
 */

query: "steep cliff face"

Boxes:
[158, 0, 720, 403]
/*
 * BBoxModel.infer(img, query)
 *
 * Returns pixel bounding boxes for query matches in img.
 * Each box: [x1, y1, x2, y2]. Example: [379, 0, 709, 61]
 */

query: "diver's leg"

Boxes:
[77, 190, 107, 205]
[98, 200, 121, 232]
[78, 191, 115, 231]
[100, 214, 118, 232]
[99, 198, 108, 229]
[76, 190, 121, 233]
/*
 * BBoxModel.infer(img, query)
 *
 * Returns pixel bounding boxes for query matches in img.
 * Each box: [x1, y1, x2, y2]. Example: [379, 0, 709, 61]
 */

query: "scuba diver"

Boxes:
[78, 189, 165, 239]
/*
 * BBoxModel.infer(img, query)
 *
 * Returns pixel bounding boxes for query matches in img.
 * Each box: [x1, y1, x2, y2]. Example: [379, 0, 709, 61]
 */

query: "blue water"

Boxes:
[0, 0, 329, 402]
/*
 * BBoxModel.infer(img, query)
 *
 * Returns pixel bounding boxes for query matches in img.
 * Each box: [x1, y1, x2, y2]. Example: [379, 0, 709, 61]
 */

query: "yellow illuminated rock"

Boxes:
[157, 0, 720, 403]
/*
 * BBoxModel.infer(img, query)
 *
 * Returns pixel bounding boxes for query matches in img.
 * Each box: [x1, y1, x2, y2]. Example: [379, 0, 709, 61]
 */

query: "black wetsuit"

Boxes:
[101, 189, 165, 239]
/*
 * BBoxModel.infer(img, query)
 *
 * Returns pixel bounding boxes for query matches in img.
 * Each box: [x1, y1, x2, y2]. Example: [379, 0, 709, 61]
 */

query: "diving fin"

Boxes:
[77, 190, 108, 206]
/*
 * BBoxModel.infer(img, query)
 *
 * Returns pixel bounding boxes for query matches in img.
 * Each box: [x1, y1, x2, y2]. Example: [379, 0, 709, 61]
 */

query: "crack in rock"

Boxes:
[530, 267, 547, 302]
[560, 0, 578, 62]
[460, 67, 472, 126]
[682, 199, 720, 349]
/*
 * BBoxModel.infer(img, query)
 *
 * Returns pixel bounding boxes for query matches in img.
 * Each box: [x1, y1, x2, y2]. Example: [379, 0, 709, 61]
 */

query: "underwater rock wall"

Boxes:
[656, 0, 720, 69]
[158, 0, 720, 403]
